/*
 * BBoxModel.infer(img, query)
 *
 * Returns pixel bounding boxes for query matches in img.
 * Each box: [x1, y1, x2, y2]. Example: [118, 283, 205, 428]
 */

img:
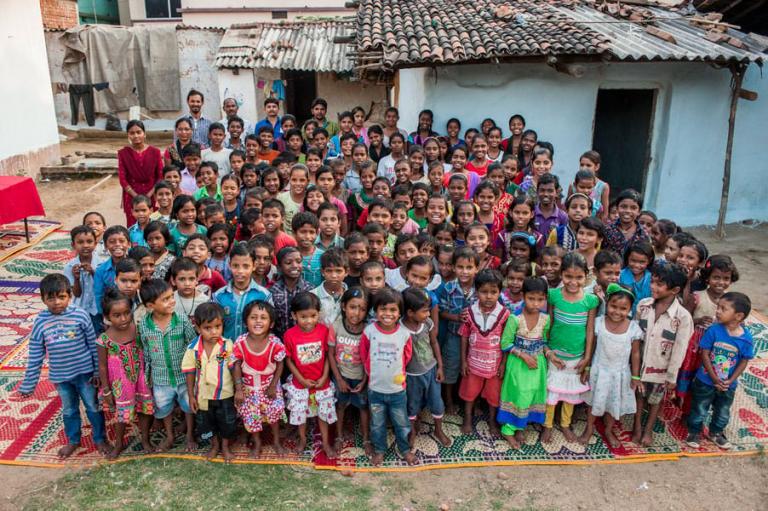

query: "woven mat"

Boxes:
[0, 230, 765, 470]
[0, 220, 61, 264]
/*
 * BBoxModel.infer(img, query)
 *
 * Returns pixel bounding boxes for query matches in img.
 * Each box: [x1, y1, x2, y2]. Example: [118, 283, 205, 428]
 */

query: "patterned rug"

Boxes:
[0, 230, 765, 470]
[0, 219, 61, 264]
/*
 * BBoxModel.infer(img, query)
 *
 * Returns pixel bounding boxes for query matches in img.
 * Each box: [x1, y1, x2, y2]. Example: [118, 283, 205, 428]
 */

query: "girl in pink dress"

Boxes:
[118, 120, 163, 226]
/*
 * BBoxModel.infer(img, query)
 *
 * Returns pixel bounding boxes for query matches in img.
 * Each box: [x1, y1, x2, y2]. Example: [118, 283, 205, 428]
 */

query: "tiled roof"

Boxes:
[215, 20, 355, 72]
[355, 0, 764, 71]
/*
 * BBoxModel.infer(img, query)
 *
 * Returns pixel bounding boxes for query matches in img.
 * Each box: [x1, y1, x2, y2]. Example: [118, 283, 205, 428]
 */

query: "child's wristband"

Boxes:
[631, 375, 641, 381]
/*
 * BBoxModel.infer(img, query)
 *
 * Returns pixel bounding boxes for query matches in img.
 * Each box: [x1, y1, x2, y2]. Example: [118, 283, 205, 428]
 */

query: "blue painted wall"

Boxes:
[77, 0, 120, 24]
[397, 61, 768, 226]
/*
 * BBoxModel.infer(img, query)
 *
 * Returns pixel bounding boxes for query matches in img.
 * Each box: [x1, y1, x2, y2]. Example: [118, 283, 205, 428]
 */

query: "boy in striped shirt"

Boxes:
[18, 274, 110, 458]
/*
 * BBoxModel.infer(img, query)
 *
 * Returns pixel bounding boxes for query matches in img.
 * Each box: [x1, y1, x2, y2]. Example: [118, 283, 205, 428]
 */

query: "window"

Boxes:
[145, 0, 181, 19]
[271, 10, 288, 20]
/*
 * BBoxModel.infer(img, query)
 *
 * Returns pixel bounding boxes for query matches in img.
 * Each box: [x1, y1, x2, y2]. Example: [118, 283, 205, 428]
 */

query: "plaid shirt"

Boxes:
[270, 277, 312, 339]
[137, 312, 197, 387]
[438, 279, 477, 338]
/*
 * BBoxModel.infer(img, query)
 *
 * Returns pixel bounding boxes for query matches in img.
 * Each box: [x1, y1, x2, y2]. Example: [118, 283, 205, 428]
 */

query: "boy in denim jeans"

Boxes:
[359, 288, 415, 466]
[18, 274, 109, 458]
[686, 292, 754, 450]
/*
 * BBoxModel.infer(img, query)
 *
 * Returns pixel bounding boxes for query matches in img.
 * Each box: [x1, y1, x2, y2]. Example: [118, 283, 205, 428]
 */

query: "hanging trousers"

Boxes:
[69, 84, 95, 126]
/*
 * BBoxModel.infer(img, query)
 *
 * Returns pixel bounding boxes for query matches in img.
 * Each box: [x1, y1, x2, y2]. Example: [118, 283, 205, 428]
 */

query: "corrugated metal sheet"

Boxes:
[215, 21, 354, 72]
[554, 5, 764, 63]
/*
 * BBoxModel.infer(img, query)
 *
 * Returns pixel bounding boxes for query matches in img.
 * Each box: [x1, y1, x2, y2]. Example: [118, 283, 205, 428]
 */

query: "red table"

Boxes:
[0, 176, 46, 241]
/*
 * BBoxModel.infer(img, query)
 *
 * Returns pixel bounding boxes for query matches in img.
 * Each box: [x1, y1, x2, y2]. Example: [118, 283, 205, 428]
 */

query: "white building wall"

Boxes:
[181, 0, 350, 27]
[397, 61, 768, 226]
[0, 0, 60, 177]
[217, 69, 259, 125]
[316, 73, 388, 122]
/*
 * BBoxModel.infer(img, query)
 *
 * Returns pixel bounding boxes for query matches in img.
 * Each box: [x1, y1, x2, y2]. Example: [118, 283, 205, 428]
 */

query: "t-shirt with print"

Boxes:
[328, 317, 365, 380]
[359, 322, 412, 394]
[232, 333, 285, 389]
[458, 302, 509, 379]
[283, 323, 329, 390]
[695, 322, 754, 390]
[404, 318, 436, 376]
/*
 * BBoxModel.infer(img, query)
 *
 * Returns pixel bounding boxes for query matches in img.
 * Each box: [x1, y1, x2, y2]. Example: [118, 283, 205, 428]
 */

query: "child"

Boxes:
[343, 232, 369, 287]
[179, 143, 202, 195]
[452, 200, 477, 246]
[213, 243, 272, 340]
[686, 292, 754, 450]
[94, 225, 131, 319]
[367, 124, 389, 163]
[496, 195, 541, 259]
[292, 212, 325, 288]
[466, 134, 490, 177]
[571, 170, 602, 218]
[533, 174, 567, 240]
[262, 199, 298, 256]
[362, 223, 396, 269]
[459, 269, 510, 436]
[576, 217, 605, 278]
[359, 288, 416, 466]
[97, 289, 153, 458]
[443, 146, 480, 198]
[619, 241, 655, 312]
[408, 182, 430, 229]
[202, 122, 232, 176]
[328, 287, 372, 455]
[204, 203, 226, 228]
[539, 245, 565, 289]
[436, 243, 455, 283]
[466, 223, 500, 270]
[249, 236, 276, 287]
[18, 274, 109, 458]
[233, 301, 287, 456]
[170, 257, 208, 321]
[377, 132, 406, 184]
[500, 258, 530, 314]
[255, 126, 280, 164]
[144, 221, 175, 280]
[579, 285, 643, 447]
[427, 161, 445, 198]
[277, 164, 310, 234]
[438, 247, 480, 413]
[678, 238, 709, 312]
[387, 234, 430, 291]
[206, 223, 233, 281]
[547, 193, 592, 252]
[194, 162, 221, 201]
[486, 163, 514, 217]
[129, 246, 155, 283]
[283, 292, 337, 457]
[161, 165, 183, 198]
[426, 195, 451, 237]
[650, 219, 679, 260]
[317, 202, 345, 250]
[578, 150, 611, 222]
[638, 210, 657, 236]
[360, 260, 387, 300]
[392, 202, 419, 236]
[498, 277, 550, 448]
[83, 211, 109, 261]
[663, 231, 693, 264]
[149, 181, 174, 223]
[315, 166, 350, 232]
[311, 248, 348, 325]
[542, 252, 599, 443]
[303, 185, 325, 216]
[239, 163, 260, 201]
[271, 246, 313, 339]
[402, 287, 450, 447]
[676, 254, 739, 414]
[347, 161, 377, 229]
[182, 303, 237, 462]
[128, 195, 152, 247]
[603, 189, 649, 256]
[137, 279, 198, 451]
[632, 263, 693, 446]
[170, 195, 207, 256]
[183, 234, 226, 294]
[64, 225, 103, 326]
[473, 181, 504, 242]
[587, 250, 623, 316]
[220, 174, 242, 228]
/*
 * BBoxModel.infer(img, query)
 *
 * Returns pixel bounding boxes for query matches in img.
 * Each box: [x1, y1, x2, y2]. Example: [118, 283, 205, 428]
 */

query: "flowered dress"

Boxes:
[97, 333, 153, 422]
[233, 334, 287, 432]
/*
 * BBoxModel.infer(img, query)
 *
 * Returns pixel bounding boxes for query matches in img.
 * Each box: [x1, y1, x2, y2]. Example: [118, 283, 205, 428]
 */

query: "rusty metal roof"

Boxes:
[215, 20, 355, 72]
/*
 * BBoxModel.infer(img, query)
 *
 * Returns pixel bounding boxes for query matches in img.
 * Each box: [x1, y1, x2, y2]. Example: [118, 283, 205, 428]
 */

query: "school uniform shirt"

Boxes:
[63, 253, 105, 315]
[311, 282, 347, 326]
[137, 312, 198, 388]
[181, 337, 235, 410]
[359, 322, 412, 394]
[283, 324, 331, 390]
[19, 305, 97, 393]
[635, 297, 694, 384]
[694, 323, 754, 390]
[201, 147, 233, 177]
[213, 280, 273, 341]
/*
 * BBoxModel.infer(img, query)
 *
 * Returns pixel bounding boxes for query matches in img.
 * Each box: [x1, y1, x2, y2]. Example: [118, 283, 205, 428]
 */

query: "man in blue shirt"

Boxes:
[253, 97, 282, 139]
[686, 292, 755, 450]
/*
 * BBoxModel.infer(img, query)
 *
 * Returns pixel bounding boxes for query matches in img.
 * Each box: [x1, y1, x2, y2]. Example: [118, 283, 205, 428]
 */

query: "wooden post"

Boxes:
[715, 64, 746, 239]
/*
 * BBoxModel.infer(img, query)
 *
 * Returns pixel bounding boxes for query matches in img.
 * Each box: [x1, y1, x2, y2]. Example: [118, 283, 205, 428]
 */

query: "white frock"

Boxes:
[583, 317, 643, 418]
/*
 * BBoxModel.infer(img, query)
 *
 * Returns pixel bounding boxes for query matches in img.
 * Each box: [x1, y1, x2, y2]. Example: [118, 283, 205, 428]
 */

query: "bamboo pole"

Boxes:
[716, 64, 746, 239]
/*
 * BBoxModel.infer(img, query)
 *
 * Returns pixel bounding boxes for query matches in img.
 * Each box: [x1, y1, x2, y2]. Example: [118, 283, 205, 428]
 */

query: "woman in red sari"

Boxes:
[118, 120, 163, 226]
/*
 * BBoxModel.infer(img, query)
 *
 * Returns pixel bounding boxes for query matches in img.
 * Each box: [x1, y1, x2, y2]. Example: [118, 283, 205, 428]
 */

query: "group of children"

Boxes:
[18, 107, 755, 465]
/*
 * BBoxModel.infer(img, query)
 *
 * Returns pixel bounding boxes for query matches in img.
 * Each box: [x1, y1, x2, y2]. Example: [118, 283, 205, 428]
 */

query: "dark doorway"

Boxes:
[282, 70, 317, 125]
[592, 89, 655, 197]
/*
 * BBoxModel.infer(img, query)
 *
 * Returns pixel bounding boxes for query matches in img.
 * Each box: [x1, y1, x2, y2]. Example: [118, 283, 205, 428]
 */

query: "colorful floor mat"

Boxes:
[0, 219, 61, 264]
[0, 230, 765, 470]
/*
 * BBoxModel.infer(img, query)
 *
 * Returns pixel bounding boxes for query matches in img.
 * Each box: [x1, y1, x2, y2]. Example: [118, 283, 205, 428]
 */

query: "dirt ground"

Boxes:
[6, 136, 768, 509]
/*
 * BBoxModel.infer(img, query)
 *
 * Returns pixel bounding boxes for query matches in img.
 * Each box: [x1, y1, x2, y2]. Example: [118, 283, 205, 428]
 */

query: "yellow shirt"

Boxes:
[181, 337, 235, 410]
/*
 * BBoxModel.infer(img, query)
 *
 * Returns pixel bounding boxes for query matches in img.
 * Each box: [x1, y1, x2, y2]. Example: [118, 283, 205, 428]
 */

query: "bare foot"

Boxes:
[156, 436, 174, 452]
[249, 442, 262, 458]
[488, 421, 501, 438]
[560, 426, 577, 443]
[322, 442, 337, 459]
[503, 434, 520, 449]
[140, 440, 154, 453]
[461, 419, 473, 435]
[57, 443, 80, 459]
[106, 442, 125, 460]
[362, 440, 374, 457]
[206, 444, 220, 461]
[445, 403, 458, 416]
[605, 429, 621, 448]
[371, 453, 384, 466]
[514, 430, 525, 445]
[641, 433, 654, 447]
[95, 441, 112, 456]
[578, 427, 593, 445]
[403, 451, 418, 465]
[334, 436, 344, 453]
[185, 436, 198, 452]
[435, 429, 452, 447]
[631, 430, 643, 445]
[540, 427, 553, 443]
[222, 445, 235, 463]
[294, 437, 307, 454]
[272, 441, 287, 456]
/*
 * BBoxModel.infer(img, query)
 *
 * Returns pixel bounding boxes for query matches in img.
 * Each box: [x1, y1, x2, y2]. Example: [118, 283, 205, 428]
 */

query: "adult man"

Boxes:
[219, 97, 252, 136]
[179, 89, 212, 147]
[253, 97, 282, 139]
[310, 97, 338, 138]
